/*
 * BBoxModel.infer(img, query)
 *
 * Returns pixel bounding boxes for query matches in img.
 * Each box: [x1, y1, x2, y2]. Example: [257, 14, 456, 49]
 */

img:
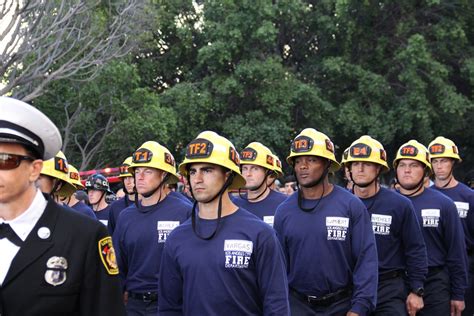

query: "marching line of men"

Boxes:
[0, 96, 472, 315]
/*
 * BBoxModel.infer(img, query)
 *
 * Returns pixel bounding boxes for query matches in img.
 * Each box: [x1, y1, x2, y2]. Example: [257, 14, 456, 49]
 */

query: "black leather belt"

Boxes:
[128, 291, 158, 302]
[290, 287, 352, 307]
[378, 269, 405, 282]
[427, 266, 444, 276]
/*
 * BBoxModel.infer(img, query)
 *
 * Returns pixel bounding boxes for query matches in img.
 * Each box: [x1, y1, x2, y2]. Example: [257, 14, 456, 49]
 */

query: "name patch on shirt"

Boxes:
[421, 209, 440, 227]
[263, 216, 274, 227]
[326, 217, 349, 241]
[224, 239, 253, 269]
[157, 221, 180, 243]
[454, 202, 469, 219]
[371, 214, 392, 235]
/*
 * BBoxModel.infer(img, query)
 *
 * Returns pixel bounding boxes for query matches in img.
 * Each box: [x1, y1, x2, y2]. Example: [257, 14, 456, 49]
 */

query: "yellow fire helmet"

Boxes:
[344, 135, 389, 173]
[428, 136, 461, 162]
[40, 151, 77, 197]
[240, 142, 276, 172]
[286, 128, 340, 172]
[67, 164, 84, 190]
[179, 131, 246, 190]
[118, 156, 133, 178]
[272, 154, 284, 177]
[341, 147, 350, 166]
[128, 141, 179, 184]
[393, 140, 432, 171]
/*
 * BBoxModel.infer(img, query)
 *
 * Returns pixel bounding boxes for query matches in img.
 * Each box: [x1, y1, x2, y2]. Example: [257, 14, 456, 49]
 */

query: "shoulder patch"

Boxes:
[98, 236, 119, 275]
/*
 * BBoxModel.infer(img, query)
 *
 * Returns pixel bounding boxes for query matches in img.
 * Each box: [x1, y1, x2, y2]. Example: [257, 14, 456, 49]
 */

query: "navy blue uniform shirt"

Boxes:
[113, 194, 192, 293]
[432, 182, 474, 252]
[70, 201, 97, 220]
[108, 195, 133, 235]
[360, 187, 427, 289]
[404, 187, 468, 300]
[274, 185, 378, 315]
[159, 208, 290, 316]
[232, 189, 287, 225]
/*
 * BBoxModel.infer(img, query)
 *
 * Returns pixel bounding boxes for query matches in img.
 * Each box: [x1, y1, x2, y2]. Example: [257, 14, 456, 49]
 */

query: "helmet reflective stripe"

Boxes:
[179, 131, 245, 190]
[393, 140, 432, 171]
[428, 136, 461, 162]
[287, 128, 340, 172]
[343, 135, 389, 173]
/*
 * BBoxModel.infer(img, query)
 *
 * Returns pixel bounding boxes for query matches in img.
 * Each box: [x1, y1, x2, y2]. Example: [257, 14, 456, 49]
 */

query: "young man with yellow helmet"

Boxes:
[112, 141, 192, 315]
[37, 150, 77, 200]
[232, 142, 287, 226]
[159, 131, 289, 315]
[65, 164, 96, 219]
[428, 136, 474, 316]
[394, 140, 467, 316]
[273, 128, 378, 315]
[107, 156, 139, 235]
[344, 135, 427, 315]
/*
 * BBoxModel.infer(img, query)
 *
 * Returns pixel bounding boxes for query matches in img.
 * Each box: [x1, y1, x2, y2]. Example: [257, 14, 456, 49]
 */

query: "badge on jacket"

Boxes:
[98, 237, 119, 275]
[44, 256, 68, 286]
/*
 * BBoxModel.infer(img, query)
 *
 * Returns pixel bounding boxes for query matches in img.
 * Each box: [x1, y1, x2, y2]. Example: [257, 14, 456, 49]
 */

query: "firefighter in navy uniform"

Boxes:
[112, 141, 192, 316]
[232, 142, 287, 226]
[64, 164, 96, 219]
[344, 135, 428, 316]
[0, 96, 125, 315]
[108, 156, 140, 235]
[274, 128, 378, 316]
[428, 136, 474, 316]
[159, 131, 289, 315]
[85, 173, 113, 226]
[394, 140, 467, 316]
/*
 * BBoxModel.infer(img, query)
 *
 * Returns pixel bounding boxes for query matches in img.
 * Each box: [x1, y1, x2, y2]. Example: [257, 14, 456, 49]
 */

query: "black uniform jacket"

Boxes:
[0, 198, 126, 316]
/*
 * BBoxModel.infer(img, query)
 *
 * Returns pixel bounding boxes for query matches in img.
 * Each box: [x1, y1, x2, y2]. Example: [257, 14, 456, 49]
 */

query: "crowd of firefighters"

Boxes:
[0, 96, 473, 316]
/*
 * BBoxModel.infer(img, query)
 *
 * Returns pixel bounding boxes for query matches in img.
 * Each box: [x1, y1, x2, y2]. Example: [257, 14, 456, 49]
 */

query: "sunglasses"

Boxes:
[0, 153, 35, 170]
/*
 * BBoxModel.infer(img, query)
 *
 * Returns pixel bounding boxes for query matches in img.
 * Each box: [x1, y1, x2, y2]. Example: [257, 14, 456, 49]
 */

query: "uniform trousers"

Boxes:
[418, 268, 450, 316]
[372, 274, 408, 315]
[462, 253, 474, 316]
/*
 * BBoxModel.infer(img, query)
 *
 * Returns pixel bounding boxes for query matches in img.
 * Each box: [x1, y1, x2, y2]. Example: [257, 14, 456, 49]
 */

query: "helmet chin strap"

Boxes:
[140, 173, 170, 209]
[238, 170, 273, 201]
[190, 172, 235, 240]
[296, 161, 331, 212]
[396, 169, 427, 197]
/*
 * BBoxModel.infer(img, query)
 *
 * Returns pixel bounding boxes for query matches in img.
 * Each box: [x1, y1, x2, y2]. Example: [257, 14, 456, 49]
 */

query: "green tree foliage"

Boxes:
[33, 61, 176, 170]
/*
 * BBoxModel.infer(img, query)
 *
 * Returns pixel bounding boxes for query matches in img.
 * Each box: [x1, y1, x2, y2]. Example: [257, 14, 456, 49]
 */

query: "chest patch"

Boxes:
[326, 217, 349, 241]
[157, 221, 180, 243]
[454, 202, 469, 219]
[263, 216, 274, 227]
[371, 214, 392, 235]
[224, 239, 253, 269]
[421, 209, 440, 228]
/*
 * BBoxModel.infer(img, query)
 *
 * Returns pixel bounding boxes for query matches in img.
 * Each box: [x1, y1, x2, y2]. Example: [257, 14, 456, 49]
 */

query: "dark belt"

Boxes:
[427, 266, 444, 276]
[128, 291, 158, 302]
[378, 269, 405, 282]
[290, 287, 352, 307]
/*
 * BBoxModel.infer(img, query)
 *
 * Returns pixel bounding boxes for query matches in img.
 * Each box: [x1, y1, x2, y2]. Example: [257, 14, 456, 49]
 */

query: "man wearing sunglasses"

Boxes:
[0, 96, 125, 315]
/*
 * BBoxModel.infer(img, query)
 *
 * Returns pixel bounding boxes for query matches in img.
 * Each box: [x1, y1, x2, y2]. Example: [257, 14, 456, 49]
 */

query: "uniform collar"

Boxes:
[2, 189, 47, 241]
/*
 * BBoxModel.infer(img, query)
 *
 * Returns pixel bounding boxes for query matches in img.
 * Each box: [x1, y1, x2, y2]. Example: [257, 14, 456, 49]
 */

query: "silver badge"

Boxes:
[37, 227, 51, 239]
[44, 256, 68, 286]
